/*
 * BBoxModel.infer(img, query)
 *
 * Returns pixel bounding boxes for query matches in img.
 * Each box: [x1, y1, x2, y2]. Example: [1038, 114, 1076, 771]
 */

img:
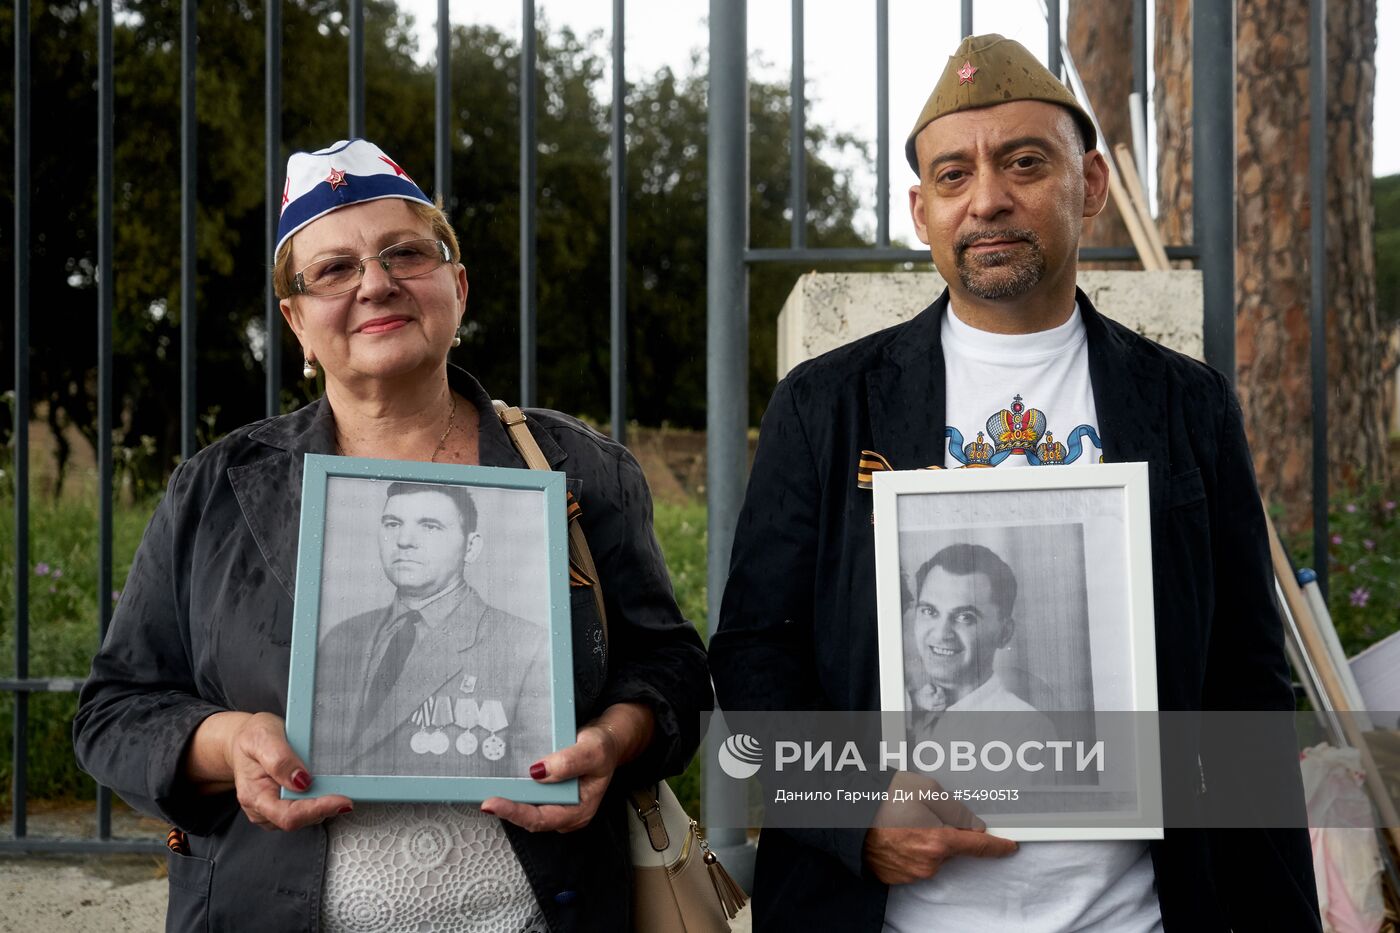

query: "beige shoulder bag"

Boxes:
[493, 402, 748, 932]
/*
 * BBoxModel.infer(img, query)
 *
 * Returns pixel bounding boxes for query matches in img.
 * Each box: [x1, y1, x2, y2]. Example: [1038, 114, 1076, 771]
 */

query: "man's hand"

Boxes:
[198, 711, 352, 832]
[911, 683, 950, 712]
[862, 771, 1018, 885]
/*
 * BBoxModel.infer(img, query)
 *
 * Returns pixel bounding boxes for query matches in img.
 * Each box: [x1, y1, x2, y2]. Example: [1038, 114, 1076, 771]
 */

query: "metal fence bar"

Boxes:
[746, 245, 1200, 264]
[1082, 245, 1200, 261]
[961, 0, 973, 37]
[1309, 0, 1328, 599]
[1131, 0, 1148, 183]
[610, 0, 628, 442]
[0, 838, 165, 856]
[875, 0, 889, 247]
[349, 0, 365, 137]
[0, 680, 84, 694]
[97, 0, 116, 842]
[1192, 0, 1235, 378]
[13, 0, 32, 843]
[519, 0, 538, 407]
[705, 0, 748, 862]
[265, 0, 282, 419]
[789, 0, 806, 250]
[1132, 0, 1147, 109]
[181, 0, 197, 460]
[436, 0, 451, 208]
[1046, 0, 1061, 78]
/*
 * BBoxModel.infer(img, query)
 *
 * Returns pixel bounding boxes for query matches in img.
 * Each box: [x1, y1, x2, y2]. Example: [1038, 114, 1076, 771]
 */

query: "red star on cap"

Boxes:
[379, 155, 413, 183]
[280, 177, 290, 212]
[325, 167, 348, 190]
[957, 60, 978, 85]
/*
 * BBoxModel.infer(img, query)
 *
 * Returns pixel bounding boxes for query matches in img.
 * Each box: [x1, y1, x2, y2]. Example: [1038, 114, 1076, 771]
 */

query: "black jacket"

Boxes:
[710, 290, 1320, 932]
[74, 366, 712, 932]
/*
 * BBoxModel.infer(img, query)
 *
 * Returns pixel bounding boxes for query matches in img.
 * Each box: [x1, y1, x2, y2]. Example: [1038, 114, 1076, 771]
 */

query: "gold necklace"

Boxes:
[429, 393, 457, 463]
[335, 392, 457, 461]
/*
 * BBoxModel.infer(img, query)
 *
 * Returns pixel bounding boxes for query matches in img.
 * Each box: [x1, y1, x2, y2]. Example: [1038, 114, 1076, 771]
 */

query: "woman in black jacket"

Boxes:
[74, 139, 711, 932]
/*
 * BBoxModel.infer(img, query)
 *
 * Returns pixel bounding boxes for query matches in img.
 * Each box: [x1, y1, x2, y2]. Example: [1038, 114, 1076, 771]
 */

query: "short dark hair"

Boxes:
[913, 543, 1017, 620]
[384, 482, 478, 534]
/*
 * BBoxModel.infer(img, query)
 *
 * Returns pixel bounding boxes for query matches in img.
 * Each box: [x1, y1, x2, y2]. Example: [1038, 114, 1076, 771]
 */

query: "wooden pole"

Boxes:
[1104, 165, 1164, 271]
[1112, 142, 1169, 269]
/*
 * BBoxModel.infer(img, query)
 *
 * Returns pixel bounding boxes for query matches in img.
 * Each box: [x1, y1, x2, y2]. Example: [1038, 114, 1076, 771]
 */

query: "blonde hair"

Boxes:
[272, 198, 461, 299]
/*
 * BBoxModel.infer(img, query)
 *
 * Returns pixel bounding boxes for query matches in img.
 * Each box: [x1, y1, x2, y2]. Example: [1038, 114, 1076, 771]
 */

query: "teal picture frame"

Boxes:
[283, 453, 578, 805]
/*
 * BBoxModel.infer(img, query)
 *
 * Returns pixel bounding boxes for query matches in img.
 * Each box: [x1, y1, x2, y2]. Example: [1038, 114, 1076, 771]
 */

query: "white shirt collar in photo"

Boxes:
[945, 675, 1037, 713]
[397, 577, 467, 618]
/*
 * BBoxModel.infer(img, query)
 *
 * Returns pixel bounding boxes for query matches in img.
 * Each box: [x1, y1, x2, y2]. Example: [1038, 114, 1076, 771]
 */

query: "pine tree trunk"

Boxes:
[1067, 1, 1133, 264]
[1324, 0, 1386, 489]
[1152, 0, 1387, 531]
[1233, 0, 1315, 519]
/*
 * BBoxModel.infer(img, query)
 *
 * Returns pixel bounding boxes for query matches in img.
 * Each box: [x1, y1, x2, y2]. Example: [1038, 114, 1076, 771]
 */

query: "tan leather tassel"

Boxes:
[703, 850, 748, 920]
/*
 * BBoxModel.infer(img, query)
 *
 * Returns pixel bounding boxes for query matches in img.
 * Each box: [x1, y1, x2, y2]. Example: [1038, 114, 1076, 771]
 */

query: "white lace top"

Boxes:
[321, 803, 549, 932]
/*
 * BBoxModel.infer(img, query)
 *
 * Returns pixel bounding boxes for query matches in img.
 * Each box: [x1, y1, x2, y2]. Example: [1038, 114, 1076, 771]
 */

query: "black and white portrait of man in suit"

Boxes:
[311, 479, 552, 780]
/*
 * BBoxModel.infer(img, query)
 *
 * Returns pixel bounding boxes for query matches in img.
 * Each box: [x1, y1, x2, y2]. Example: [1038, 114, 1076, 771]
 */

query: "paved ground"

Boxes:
[0, 854, 168, 933]
[1, 801, 753, 931]
[0, 850, 752, 932]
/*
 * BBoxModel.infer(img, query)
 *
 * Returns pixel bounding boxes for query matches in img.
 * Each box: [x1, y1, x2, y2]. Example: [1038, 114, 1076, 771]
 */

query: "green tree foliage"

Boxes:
[0, 2, 872, 486]
[1376, 173, 1400, 328]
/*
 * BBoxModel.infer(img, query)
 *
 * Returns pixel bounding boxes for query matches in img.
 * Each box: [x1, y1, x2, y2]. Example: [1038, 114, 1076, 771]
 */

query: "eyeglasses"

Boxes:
[292, 238, 452, 297]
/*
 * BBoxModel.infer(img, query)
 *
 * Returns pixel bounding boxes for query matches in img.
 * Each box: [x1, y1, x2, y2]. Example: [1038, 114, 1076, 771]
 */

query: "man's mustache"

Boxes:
[955, 228, 1041, 254]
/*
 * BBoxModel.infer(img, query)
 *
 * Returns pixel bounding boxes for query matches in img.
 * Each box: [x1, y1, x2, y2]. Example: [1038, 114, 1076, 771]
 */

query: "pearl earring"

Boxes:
[303, 358, 318, 380]
[451, 335, 462, 348]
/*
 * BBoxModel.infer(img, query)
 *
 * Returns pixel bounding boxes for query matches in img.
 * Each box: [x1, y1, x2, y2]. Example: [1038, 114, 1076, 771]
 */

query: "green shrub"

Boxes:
[0, 492, 153, 809]
[651, 501, 710, 816]
[652, 501, 709, 638]
[1304, 488, 1400, 657]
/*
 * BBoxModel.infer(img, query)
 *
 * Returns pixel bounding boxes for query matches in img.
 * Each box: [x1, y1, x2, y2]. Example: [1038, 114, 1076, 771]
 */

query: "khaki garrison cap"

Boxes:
[905, 34, 1097, 174]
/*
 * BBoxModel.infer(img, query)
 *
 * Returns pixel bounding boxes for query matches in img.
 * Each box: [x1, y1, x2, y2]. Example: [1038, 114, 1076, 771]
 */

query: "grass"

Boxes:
[0, 492, 155, 810]
[0, 493, 712, 818]
[650, 500, 709, 815]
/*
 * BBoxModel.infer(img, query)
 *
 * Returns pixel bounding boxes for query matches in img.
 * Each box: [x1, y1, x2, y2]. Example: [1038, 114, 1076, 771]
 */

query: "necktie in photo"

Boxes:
[360, 609, 422, 728]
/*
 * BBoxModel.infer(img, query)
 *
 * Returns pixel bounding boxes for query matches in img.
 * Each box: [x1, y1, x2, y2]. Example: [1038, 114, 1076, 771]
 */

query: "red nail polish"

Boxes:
[291, 769, 312, 792]
[529, 761, 547, 780]
[338, 806, 353, 815]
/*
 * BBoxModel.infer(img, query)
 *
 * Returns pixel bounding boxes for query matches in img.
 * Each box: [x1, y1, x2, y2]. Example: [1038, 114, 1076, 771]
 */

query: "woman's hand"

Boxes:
[481, 701, 654, 833]
[186, 711, 353, 832]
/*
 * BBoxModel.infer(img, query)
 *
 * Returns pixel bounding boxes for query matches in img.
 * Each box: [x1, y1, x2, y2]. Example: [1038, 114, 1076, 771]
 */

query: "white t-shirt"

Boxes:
[882, 303, 1163, 933]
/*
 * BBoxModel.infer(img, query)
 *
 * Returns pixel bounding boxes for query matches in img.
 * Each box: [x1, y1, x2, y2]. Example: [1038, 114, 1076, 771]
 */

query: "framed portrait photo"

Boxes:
[872, 464, 1161, 841]
[283, 454, 578, 805]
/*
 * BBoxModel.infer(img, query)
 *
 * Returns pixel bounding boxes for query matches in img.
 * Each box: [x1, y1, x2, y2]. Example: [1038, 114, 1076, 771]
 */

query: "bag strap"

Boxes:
[492, 401, 608, 646]
[628, 784, 671, 852]
[494, 401, 669, 848]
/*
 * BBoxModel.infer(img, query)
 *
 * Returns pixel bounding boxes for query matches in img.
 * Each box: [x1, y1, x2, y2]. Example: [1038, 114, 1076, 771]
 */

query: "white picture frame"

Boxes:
[872, 464, 1161, 841]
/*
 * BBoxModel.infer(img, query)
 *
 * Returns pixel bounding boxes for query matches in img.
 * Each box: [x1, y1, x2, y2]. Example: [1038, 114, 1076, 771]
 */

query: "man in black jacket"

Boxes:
[709, 33, 1319, 932]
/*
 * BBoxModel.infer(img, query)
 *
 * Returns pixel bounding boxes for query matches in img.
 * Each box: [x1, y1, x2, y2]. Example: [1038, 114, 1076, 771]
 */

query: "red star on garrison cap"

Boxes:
[957, 60, 978, 85]
[325, 167, 348, 190]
